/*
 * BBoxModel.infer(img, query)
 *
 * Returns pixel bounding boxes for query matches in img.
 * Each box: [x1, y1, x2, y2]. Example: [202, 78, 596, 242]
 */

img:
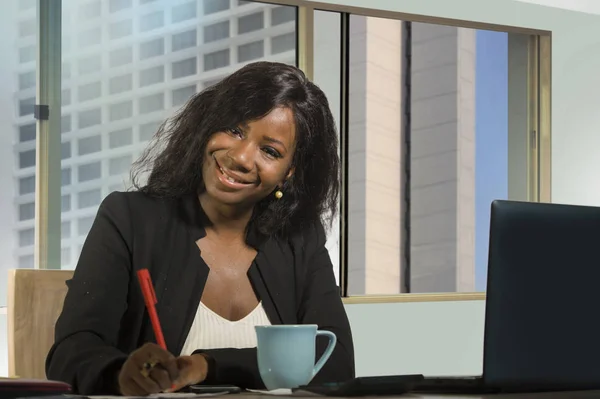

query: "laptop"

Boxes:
[414, 200, 600, 393]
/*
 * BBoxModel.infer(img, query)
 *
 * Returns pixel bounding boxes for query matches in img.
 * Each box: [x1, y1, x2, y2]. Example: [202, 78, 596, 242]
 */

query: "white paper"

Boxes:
[246, 389, 321, 397]
[89, 393, 227, 399]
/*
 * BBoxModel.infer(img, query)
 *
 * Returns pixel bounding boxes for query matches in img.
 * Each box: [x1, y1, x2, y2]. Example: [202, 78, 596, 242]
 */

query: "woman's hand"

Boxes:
[118, 343, 209, 396]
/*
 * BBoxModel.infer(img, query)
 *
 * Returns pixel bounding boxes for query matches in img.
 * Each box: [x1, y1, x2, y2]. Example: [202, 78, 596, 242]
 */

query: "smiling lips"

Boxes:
[214, 157, 255, 187]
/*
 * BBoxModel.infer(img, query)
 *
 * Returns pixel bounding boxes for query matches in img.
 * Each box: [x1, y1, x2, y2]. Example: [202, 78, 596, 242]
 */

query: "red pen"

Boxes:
[136, 268, 167, 350]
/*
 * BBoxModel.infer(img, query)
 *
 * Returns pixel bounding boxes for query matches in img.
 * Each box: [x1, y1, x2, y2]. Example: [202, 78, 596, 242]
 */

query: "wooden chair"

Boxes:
[7, 269, 74, 379]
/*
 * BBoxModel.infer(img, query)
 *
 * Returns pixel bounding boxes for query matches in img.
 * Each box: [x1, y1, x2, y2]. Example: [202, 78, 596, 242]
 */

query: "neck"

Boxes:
[198, 192, 254, 239]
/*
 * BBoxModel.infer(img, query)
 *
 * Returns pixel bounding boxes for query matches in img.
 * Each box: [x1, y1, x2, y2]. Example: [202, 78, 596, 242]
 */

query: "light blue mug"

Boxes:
[255, 325, 337, 390]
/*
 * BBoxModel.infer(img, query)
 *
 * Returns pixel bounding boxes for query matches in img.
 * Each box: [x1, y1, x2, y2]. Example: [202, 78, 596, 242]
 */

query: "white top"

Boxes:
[179, 301, 272, 356]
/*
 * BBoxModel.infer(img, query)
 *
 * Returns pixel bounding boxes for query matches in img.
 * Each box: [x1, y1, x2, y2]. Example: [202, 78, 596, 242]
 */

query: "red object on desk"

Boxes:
[136, 268, 167, 350]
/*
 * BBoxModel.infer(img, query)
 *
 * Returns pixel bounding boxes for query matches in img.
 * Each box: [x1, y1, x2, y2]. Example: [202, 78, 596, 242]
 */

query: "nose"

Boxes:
[226, 140, 255, 172]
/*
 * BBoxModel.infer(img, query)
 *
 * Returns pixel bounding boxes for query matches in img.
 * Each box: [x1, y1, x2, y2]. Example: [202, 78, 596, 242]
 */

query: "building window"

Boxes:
[78, 162, 101, 182]
[109, 155, 133, 176]
[19, 71, 35, 90]
[78, 189, 102, 209]
[19, 150, 36, 169]
[272, 32, 295, 54]
[78, 108, 102, 129]
[109, 101, 133, 121]
[19, 228, 35, 247]
[140, 121, 160, 141]
[238, 12, 263, 34]
[62, 115, 72, 133]
[19, 45, 36, 64]
[109, 128, 133, 148]
[110, 19, 133, 40]
[172, 86, 196, 107]
[19, 203, 35, 221]
[62, 89, 71, 107]
[204, 0, 229, 15]
[19, 97, 35, 117]
[62, 63, 71, 80]
[140, 38, 164, 60]
[78, 81, 102, 102]
[78, 135, 102, 156]
[172, 30, 197, 52]
[62, 222, 71, 239]
[19, 19, 36, 38]
[140, 11, 164, 32]
[78, 217, 95, 237]
[203, 50, 229, 71]
[62, 168, 71, 187]
[109, 47, 133, 68]
[140, 65, 164, 87]
[109, 74, 133, 94]
[109, 0, 132, 13]
[61, 142, 71, 160]
[271, 6, 295, 26]
[172, 58, 197, 78]
[61, 248, 71, 267]
[19, 255, 34, 269]
[19, 176, 35, 195]
[78, 55, 102, 75]
[172, 2, 196, 23]
[78, 27, 102, 48]
[79, 0, 101, 19]
[19, 124, 36, 142]
[139, 93, 164, 114]
[62, 195, 71, 212]
[204, 21, 229, 43]
[238, 40, 264, 63]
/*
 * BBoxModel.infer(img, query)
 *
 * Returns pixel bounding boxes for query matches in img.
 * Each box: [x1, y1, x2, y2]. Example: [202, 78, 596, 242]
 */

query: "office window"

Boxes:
[140, 121, 160, 141]
[272, 32, 295, 54]
[19, 45, 36, 64]
[109, 74, 133, 94]
[78, 108, 102, 129]
[204, 0, 229, 15]
[62, 195, 71, 212]
[140, 11, 164, 32]
[78, 81, 102, 102]
[109, 47, 133, 67]
[78, 162, 101, 182]
[19, 176, 35, 195]
[78, 55, 102, 75]
[62, 168, 71, 187]
[238, 12, 263, 34]
[62, 63, 71, 80]
[78, 27, 102, 47]
[140, 38, 164, 60]
[62, 221, 71, 239]
[271, 6, 295, 26]
[78, 189, 102, 209]
[62, 89, 71, 106]
[80, 0, 101, 19]
[61, 142, 71, 160]
[109, 0, 132, 13]
[204, 21, 229, 43]
[238, 40, 263, 63]
[19, 97, 35, 116]
[19, 228, 35, 247]
[19, 255, 34, 269]
[109, 128, 133, 148]
[172, 30, 197, 52]
[109, 155, 132, 176]
[19, 124, 36, 142]
[19, 19, 36, 37]
[172, 2, 196, 23]
[19, 71, 35, 90]
[19, 150, 35, 169]
[172, 58, 197, 78]
[61, 115, 72, 133]
[139, 93, 164, 114]
[140, 65, 164, 87]
[78, 217, 95, 237]
[78, 135, 102, 156]
[110, 19, 133, 40]
[19, 203, 35, 221]
[204, 50, 229, 71]
[172, 85, 196, 107]
[109, 100, 133, 121]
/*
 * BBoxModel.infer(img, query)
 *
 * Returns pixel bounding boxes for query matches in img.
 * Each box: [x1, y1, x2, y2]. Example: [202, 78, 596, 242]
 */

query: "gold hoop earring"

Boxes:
[275, 190, 283, 199]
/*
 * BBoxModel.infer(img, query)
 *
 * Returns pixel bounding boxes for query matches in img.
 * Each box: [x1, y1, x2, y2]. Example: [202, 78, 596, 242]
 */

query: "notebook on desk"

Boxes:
[413, 200, 600, 393]
[0, 378, 71, 398]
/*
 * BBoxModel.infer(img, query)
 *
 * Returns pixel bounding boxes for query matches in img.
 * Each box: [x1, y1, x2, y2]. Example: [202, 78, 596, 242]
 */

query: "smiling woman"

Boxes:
[45, 61, 354, 396]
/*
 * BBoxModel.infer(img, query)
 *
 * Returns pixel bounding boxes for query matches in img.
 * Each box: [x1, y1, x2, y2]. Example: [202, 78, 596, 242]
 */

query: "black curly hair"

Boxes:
[131, 61, 340, 238]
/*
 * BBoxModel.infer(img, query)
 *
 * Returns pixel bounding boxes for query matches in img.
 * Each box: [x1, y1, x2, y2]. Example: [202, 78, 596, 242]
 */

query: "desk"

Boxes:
[237, 392, 600, 399]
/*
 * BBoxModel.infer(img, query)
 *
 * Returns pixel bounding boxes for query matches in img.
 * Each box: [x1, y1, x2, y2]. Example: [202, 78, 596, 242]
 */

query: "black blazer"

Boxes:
[45, 191, 355, 395]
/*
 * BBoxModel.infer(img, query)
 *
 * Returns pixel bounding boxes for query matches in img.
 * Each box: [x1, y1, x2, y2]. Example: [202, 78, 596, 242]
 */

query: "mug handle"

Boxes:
[312, 330, 337, 377]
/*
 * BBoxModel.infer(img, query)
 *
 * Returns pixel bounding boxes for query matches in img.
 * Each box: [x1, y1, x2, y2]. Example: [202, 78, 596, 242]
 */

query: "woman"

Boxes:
[45, 61, 354, 396]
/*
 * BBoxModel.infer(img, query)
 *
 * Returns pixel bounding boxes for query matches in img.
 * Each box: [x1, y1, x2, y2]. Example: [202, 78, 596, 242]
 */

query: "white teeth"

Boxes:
[227, 176, 236, 183]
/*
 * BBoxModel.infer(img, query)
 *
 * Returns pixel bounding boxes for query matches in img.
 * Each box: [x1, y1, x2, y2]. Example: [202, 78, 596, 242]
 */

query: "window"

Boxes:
[19, 19, 36, 37]
[78, 108, 102, 129]
[19, 97, 35, 116]
[204, 0, 229, 15]
[172, 2, 196, 23]
[140, 65, 164, 87]
[109, 155, 132, 176]
[110, 19, 133, 40]
[109, 74, 133, 94]
[19, 45, 36, 63]
[78, 135, 102, 156]
[62, 89, 71, 106]
[61, 248, 71, 267]
[62, 195, 71, 212]
[238, 12, 263, 34]
[19, 255, 34, 269]
[110, 47, 133, 67]
[78, 217, 95, 237]
[172, 86, 196, 107]
[78, 55, 102, 75]
[140, 121, 160, 141]
[19, 176, 35, 195]
[62, 63, 71, 80]
[204, 21, 229, 43]
[172, 58, 197, 78]
[140, 11, 164, 32]
[109, 0, 132, 13]
[78, 189, 102, 209]
[140, 38, 164, 60]
[19, 124, 36, 142]
[62, 168, 71, 187]
[109, 101, 133, 121]
[62, 222, 71, 239]
[19, 71, 35, 90]
[79, 1, 101, 19]
[78, 27, 102, 47]
[139, 93, 164, 114]
[271, 6, 295, 26]
[272, 32, 295, 54]
[172, 30, 197, 52]
[19, 203, 35, 221]
[203, 50, 229, 71]
[61, 115, 72, 133]
[78, 81, 102, 102]
[78, 162, 101, 182]
[61, 142, 71, 160]
[19, 150, 35, 169]
[109, 128, 133, 148]
[238, 40, 264, 63]
[19, 229, 35, 247]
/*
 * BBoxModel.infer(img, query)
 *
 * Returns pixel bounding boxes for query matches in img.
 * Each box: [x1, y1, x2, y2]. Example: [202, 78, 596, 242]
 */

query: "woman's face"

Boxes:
[202, 107, 296, 208]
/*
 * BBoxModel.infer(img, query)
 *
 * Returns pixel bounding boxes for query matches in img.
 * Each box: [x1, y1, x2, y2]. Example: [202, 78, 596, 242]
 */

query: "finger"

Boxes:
[120, 377, 149, 397]
[149, 365, 173, 392]
[131, 369, 162, 395]
[132, 343, 179, 383]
